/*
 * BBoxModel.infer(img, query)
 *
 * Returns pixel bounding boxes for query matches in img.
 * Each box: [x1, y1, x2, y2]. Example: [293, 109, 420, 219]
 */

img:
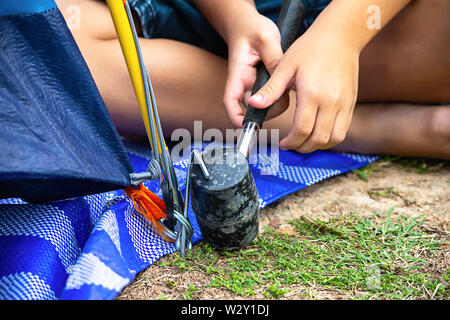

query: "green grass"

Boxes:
[353, 163, 376, 181]
[164, 210, 449, 300]
[368, 186, 399, 198]
[182, 284, 200, 300]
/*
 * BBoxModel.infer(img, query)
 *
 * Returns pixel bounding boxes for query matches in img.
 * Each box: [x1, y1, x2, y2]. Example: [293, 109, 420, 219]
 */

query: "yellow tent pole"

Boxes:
[106, 0, 162, 154]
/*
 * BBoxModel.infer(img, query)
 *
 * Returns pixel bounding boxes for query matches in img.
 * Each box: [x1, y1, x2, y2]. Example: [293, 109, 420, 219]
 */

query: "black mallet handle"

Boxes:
[242, 0, 306, 129]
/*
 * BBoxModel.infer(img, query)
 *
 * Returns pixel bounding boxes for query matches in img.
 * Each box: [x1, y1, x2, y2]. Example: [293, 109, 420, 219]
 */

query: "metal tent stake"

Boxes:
[110, 0, 210, 256]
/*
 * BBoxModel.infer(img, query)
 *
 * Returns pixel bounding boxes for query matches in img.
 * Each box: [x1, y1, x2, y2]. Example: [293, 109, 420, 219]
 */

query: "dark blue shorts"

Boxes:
[128, 0, 331, 58]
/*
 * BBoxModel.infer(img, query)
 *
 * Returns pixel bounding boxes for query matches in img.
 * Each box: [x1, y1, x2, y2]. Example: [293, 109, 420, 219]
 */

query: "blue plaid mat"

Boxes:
[0, 142, 378, 300]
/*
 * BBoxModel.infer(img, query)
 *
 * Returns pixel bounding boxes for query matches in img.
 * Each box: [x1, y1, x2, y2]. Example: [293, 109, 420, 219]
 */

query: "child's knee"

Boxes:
[428, 106, 450, 150]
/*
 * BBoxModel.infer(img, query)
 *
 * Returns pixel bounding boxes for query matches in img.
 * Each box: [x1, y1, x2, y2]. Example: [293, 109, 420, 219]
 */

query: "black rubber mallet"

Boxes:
[190, 0, 306, 250]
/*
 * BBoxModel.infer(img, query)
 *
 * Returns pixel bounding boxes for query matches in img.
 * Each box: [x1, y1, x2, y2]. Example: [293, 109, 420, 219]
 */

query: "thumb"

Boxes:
[247, 61, 294, 109]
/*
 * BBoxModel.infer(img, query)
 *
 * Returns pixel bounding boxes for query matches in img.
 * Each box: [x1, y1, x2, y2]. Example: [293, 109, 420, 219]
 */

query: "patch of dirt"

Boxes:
[116, 160, 450, 300]
[260, 161, 449, 233]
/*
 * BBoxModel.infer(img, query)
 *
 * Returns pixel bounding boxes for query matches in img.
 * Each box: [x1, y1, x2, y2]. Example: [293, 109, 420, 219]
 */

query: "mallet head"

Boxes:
[190, 147, 259, 250]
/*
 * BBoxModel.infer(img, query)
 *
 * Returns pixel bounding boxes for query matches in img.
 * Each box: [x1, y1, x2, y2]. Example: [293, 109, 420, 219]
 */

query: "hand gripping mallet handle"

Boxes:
[236, 0, 306, 158]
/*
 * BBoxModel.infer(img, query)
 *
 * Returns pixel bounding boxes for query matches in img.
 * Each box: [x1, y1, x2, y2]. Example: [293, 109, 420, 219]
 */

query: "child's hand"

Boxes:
[248, 30, 360, 153]
[223, 10, 290, 128]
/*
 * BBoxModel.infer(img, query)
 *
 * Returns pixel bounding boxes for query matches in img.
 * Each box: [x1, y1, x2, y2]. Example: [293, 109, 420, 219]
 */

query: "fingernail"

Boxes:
[250, 93, 264, 103]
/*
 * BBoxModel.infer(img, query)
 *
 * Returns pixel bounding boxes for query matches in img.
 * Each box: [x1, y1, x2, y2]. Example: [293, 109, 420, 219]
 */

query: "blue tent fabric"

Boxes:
[0, 0, 56, 16]
[0, 6, 133, 203]
[0, 140, 378, 300]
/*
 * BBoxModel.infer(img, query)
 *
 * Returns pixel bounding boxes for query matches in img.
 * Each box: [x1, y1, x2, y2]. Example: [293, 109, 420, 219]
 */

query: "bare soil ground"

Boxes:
[117, 159, 449, 300]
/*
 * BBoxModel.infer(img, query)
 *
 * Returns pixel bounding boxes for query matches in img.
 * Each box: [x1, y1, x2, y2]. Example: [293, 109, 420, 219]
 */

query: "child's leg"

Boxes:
[86, 38, 230, 136]
[57, 0, 231, 135]
[331, 104, 450, 159]
[358, 0, 449, 103]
